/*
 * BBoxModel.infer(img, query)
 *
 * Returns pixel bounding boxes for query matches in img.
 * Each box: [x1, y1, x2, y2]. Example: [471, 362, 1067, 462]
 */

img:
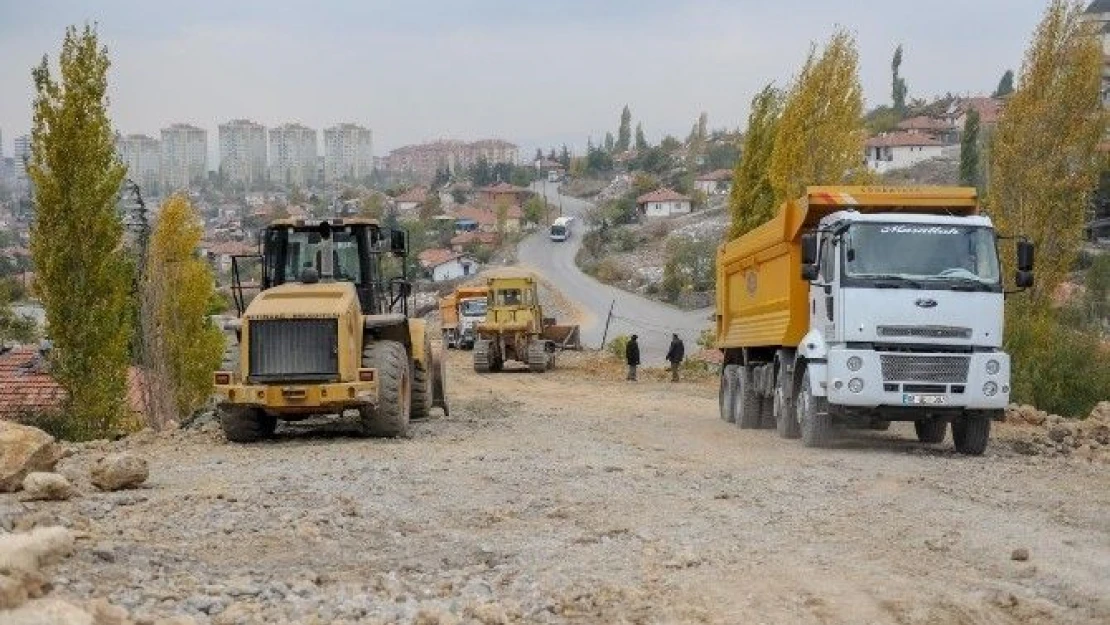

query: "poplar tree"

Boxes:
[634, 123, 648, 150]
[144, 194, 224, 420]
[616, 105, 632, 152]
[728, 85, 784, 238]
[28, 25, 132, 438]
[768, 29, 869, 206]
[959, 109, 981, 188]
[892, 44, 908, 114]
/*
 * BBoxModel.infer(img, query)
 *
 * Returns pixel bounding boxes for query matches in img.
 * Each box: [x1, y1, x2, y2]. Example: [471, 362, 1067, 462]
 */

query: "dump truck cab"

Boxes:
[213, 217, 447, 442]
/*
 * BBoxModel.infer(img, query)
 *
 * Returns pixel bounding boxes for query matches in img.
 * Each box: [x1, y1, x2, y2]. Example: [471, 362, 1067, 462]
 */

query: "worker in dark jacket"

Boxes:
[625, 335, 641, 381]
[665, 333, 685, 382]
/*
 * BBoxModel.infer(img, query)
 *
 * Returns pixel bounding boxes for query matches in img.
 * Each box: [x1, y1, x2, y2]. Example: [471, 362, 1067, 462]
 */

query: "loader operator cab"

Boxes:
[258, 218, 409, 316]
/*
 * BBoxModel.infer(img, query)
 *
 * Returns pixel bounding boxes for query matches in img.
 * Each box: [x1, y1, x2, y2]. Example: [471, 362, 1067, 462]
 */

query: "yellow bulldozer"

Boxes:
[473, 276, 580, 373]
[213, 217, 447, 442]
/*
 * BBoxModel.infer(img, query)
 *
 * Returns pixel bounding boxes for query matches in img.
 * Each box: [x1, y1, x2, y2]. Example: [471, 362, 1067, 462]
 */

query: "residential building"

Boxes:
[323, 123, 373, 183]
[895, 116, 959, 145]
[449, 231, 499, 252]
[394, 187, 429, 213]
[636, 188, 692, 218]
[12, 134, 31, 190]
[269, 123, 317, 188]
[161, 124, 207, 191]
[865, 132, 946, 174]
[452, 203, 523, 233]
[219, 119, 267, 189]
[1084, 1, 1110, 105]
[946, 97, 1004, 130]
[0, 344, 145, 420]
[116, 134, 161, 195]
[694, 169, 733, 196]
[418, 249, 479, 282]
[383, 139, 519, 182]
[478, 182, 531, 205]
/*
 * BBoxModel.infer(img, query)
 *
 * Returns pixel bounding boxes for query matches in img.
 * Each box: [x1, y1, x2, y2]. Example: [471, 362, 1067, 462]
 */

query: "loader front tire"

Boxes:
[410, 333, 432, 421]
[359, 341, 411, 437]
[219, 406, 276, 443]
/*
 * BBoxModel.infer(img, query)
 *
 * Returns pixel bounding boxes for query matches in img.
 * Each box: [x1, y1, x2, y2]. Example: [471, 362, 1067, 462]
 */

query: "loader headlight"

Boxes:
[985, 359, 1000, 375]
[983, 382, 998, 397]
[847, 356, 863, 372]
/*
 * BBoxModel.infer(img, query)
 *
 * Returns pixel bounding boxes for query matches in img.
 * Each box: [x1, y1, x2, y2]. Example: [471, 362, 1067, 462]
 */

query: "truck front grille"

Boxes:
[877, 325, 972, 339]
[248, 318, 338, 382]
[880, 355, 969, 383]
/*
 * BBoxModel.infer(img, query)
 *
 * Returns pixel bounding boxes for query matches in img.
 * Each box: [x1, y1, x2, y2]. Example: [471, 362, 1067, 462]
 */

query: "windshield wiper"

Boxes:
[858, 274, 924, 289]
[942, 277, 994, 292]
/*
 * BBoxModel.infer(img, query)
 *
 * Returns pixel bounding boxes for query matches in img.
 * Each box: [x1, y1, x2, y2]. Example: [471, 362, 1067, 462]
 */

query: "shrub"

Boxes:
[594, 258, 630, 284]
[1006, 309, 1110, 417]
[607, 334, 631, 360]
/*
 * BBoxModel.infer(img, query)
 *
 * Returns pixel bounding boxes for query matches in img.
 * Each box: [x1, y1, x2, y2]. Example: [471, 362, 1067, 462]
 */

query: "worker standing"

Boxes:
[665, 333, 685, 382]
[625, 335, 640, 381]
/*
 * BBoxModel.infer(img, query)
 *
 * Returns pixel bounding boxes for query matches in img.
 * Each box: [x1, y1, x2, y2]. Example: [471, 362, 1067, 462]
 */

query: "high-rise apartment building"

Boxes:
[268, 123, 317, 188]
[116, 134, 162, 195]
[160, 124, 207, 191]
[383, 139, 519, 182]
[323, 123, 373, 183]
[13, 134, 31, 189]
[219, 119, 267, 189]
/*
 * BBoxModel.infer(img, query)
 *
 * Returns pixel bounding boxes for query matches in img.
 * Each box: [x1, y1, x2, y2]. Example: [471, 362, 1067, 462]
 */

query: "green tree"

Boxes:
[616, 105, 632, 152]
[988, 0, 1107, 415]
[0, 278, 37, 344]
[419, 190, 442, 221]
[993, 69, 1015, 97]
[635, 123, 648, 150]
[494, 197, 510, 235]
[28, 25, 133, 439]
[145, 194, 224, 420]
[559, 144, 571, 168]
[604, 132, 615, 152]
[769, 29, 869, 206]
[959, 109, 981, 188]
[728, 84, 784, 238]
[892, 44, 908, 115]
[523, 196, 547, 225]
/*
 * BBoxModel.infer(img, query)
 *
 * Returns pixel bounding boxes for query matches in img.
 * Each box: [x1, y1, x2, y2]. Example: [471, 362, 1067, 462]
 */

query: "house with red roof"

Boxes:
[0, 345, 146, 422]
[450, 231, 500, 252]
[636, 188, 692, 218]
[694, 169, 733, 196]
[394, 186, 429, 213]
[417, 248, 479, 282]
[478, 182, 531, 205]
[452, 203, 523, 233]
[865, 132, 946, 174]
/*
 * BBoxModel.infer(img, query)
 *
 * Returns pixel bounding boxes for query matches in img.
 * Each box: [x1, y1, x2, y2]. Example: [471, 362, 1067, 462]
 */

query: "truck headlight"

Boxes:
[847, 356, 863, 372]
[848, 378, 864, 393]
[985, 359, 1000, 375]
[983, 382, 998, 397]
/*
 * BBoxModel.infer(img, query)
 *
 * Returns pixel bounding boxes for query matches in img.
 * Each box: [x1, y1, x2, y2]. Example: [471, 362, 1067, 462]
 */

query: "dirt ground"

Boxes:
[2, 351, 1108, 625]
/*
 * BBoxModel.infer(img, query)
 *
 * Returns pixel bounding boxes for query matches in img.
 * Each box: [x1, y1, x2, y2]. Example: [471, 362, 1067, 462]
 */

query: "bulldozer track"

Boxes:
[473, 340, 492, 373]
[527, 340, 549, 373]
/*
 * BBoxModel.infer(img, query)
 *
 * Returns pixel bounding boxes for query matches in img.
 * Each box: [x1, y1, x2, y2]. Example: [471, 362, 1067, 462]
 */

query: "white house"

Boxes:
[865, 132, 946, 174]
[394, 186, 428, 214]
[694, 169, 733, 195]
[636, 188, 693, 218]
[418, 248, 479, 282]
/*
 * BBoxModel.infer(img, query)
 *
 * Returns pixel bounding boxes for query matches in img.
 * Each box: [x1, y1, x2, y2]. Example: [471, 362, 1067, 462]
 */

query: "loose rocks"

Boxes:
[0, 423, 62, 493]
[20, 473, 76, 502]
[90, 454, 149, 491]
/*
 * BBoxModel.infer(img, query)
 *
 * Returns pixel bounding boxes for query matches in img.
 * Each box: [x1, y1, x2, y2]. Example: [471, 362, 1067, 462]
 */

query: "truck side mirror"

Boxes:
[801, 233, 817, 265]
[1017, 240, 1034, 272]
[1015, 270, 1034, 289]
[390, 230, 408, 256]
[802, 264, 819, 282]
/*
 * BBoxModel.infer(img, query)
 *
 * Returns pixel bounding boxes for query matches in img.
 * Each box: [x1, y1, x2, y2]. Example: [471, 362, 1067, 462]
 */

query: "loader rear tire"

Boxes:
[410, 333, 432, 421]
[359, 341, 410, 437]
[220, 336, 239, 372]
[219, 406, 276, 443]
[431, 345, 449, 417]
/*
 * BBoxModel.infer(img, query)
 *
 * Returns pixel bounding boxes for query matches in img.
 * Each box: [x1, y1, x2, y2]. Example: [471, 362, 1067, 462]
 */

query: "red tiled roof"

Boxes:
[896, 116, 955, 132]
[956, 97, 1004, 124]
[0, 347, 148, 420]
[395, 187, 429, 204]
[453, 203, 523, 226]
[636, 188, 692, 204]
[451, 231, 500, 246]
[696, 169, 733, 182]
[480, 182, 529, 194]
[866, 132, 944, 148]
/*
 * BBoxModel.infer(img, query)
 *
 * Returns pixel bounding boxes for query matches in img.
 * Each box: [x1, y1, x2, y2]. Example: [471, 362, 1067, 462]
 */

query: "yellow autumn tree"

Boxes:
[768, 29, 870, 205]
[728, 84, 783, 238]
[986, 0, 1108, 416]
[145, 193, 224, 421]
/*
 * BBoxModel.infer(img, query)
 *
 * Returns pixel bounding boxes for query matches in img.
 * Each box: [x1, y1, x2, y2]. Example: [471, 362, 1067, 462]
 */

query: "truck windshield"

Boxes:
[460, 299, 487, 316]
[550, 225, 566, 237]
[842, 224, 1000, 287]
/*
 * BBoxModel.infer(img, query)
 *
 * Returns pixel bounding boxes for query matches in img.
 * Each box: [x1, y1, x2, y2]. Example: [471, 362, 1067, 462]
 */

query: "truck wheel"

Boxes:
[952, 415, 991, 455]
[775, 373, 800, 439]
[719, 365, 739, 423]
[759, 396, 776, 429]
[527, 340, 548, 373]
[914, 420, 947, 444]
[798, 369, 833, 448]
[219, 406, 276, 443]
[736, 367, 762, 429]
[473, 340, 492, 373]
[359, 341, 411, 437]
[869, 420, 891, 431]
[410, 333, 432, 421]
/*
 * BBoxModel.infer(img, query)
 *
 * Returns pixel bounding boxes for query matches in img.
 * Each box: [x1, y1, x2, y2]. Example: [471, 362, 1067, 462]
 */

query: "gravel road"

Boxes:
[518, 183, 711, 361]
[4, 352, 1107, 624]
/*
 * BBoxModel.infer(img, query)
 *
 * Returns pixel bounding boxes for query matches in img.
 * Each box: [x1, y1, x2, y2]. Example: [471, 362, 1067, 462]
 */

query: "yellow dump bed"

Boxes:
[715, 186, 979, 349]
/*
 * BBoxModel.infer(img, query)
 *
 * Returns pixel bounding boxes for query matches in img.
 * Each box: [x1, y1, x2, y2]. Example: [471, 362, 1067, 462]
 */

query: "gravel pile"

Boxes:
[1006, 401, 1110, 462]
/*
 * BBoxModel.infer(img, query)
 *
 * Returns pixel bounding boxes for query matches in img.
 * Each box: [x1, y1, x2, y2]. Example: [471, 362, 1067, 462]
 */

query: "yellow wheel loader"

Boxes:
[213, 218, 448, 442]
[472, 276, 580, 373]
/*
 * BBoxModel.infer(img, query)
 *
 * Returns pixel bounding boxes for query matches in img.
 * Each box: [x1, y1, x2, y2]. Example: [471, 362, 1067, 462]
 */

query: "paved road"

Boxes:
[518, 182, 712, 362]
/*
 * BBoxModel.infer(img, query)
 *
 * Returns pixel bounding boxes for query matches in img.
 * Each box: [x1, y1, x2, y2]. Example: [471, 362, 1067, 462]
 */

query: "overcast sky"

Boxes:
[0, 1, 1051, 161]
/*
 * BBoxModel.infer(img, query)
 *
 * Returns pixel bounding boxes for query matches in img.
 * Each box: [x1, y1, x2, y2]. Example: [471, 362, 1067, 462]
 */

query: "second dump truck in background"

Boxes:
[440, 285, 489, 350]
[715, 186, 1034, 455]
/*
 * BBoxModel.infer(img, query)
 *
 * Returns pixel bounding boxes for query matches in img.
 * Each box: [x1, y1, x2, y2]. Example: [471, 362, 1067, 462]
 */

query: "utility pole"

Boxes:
[599, 300, 616, 349]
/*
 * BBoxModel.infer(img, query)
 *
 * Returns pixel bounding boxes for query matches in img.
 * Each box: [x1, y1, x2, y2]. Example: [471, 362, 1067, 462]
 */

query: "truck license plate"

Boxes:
[903, 394, 946, 406]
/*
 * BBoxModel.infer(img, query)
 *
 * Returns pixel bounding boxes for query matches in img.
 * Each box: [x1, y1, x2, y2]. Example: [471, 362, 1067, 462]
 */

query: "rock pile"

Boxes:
[0, 422, 64, 493]
[1006, 401, 1110, 462]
